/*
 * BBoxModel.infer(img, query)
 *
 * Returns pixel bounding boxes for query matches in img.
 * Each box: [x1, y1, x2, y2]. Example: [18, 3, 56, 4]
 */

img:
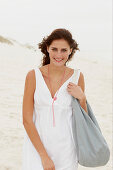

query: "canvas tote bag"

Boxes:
[71, 69, 110, 167]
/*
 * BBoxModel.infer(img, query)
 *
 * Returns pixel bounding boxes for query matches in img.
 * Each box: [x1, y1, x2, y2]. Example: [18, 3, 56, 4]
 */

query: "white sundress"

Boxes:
[22, 66, 80, 170]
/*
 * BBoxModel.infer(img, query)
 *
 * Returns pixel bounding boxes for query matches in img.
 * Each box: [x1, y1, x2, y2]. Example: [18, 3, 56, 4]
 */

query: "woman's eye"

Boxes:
[52, 49, 57, 51]
[62, 49, 67, 52]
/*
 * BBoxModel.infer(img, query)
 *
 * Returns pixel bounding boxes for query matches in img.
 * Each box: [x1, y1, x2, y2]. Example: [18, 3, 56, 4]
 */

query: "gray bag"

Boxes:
[71, 69, 110, 167]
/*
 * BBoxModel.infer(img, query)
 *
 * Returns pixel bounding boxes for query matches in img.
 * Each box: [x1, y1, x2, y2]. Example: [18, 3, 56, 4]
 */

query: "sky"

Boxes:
[0, 0, 112, 56]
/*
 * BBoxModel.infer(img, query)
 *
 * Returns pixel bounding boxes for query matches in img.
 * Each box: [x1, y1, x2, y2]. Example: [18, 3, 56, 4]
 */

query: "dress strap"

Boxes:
[33, 67, 40, 91]
[72, 69, 81, 85]
[34, 67, 38, 78]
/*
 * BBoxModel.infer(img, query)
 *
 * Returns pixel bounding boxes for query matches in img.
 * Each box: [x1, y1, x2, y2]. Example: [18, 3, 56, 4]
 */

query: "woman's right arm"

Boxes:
[22, 70, 48, 158]
[22, 70, 55, 170]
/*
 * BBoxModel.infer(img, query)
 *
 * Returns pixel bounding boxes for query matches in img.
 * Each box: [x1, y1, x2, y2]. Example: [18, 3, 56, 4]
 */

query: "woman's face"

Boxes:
[47, 39, 72, 66]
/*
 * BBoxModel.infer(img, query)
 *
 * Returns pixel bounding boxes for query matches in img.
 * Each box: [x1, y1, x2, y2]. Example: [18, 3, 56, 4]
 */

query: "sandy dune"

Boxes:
[0, 39, 112, 170]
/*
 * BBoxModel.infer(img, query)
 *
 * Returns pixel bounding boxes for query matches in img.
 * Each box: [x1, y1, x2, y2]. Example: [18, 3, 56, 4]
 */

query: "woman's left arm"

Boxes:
[77, 72, 88, 114]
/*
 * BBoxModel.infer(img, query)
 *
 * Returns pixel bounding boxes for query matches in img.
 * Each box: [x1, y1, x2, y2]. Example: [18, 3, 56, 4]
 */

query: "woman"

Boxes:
[22, 28, 88, 170]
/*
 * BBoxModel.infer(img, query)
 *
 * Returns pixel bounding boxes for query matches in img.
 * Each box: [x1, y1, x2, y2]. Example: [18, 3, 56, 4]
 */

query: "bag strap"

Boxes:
[72, 69, 81, 85]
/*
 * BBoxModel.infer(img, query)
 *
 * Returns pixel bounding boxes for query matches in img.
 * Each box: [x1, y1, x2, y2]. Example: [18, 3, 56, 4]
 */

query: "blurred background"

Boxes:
[0, 0, 112, 169]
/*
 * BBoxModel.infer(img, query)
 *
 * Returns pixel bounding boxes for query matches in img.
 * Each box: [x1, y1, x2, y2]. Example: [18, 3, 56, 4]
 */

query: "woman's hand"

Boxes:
[67, 82, 85, 101]
[41, 154, 55, 170]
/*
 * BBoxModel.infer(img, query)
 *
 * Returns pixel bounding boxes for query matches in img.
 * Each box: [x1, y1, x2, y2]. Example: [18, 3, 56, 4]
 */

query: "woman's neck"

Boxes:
[48, 64, 66, 76]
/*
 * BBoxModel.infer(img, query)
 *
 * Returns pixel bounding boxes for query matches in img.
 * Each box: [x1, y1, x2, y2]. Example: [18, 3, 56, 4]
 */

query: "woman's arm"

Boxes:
[78, 72, 88, 114]
[22, 70, 48, 159]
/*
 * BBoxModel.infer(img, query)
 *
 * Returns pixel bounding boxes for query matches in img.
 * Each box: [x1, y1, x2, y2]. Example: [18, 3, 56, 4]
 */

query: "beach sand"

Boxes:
[0, 42, 112, 170]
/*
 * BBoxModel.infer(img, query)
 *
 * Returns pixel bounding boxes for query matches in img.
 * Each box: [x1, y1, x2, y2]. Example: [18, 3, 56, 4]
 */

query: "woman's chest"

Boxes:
[43, 75, 62, 99]
[34, 77, 73, 108]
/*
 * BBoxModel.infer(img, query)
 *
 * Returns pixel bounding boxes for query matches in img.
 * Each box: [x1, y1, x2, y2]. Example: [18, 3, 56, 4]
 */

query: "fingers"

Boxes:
[68, 82, 77, 86]
[67, 82, 76, 88]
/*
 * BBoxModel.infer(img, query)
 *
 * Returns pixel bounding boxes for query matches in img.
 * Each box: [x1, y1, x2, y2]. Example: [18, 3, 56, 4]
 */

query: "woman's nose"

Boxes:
[56, 50, 62, 56]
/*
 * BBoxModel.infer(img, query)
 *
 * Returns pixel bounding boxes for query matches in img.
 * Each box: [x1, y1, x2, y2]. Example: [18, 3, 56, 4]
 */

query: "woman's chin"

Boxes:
[53, 62, 65, 67]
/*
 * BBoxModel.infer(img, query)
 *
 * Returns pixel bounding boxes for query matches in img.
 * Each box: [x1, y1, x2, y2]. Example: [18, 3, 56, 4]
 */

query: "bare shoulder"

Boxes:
[25, 69, 36, 92]
[78, 71, 85, 92]
[26, 69, 35, 82]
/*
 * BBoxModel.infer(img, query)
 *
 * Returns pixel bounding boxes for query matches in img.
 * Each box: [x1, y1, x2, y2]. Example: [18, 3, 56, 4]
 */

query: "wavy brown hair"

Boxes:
[38, 28, 79, 66]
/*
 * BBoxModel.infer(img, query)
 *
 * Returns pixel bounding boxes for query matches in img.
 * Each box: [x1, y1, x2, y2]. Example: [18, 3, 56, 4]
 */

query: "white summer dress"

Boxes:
[22, 66, 80, 170]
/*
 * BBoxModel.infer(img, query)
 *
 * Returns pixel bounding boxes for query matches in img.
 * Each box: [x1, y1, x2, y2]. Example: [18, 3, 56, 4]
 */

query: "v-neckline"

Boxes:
[38, 67, 75, 100]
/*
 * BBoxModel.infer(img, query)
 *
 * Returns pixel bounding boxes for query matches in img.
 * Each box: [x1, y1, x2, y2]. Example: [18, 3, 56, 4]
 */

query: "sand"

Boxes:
[0, 40, 112, 170]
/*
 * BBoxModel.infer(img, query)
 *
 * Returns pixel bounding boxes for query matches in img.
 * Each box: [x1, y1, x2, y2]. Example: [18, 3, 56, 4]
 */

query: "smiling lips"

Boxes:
[54, 58, 63, 62]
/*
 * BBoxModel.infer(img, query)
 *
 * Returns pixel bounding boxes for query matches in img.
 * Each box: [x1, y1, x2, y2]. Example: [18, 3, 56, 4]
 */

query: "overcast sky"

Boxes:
[0, 0, 112, 54]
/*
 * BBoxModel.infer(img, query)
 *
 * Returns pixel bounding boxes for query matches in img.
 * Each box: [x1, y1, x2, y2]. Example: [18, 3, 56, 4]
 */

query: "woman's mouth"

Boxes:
[54, 58, 63, 62]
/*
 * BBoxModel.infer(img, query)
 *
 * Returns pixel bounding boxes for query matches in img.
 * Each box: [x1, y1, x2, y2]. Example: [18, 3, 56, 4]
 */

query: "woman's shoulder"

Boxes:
[26, 69, 36, 80]
[27, 65, 47, 78]
[25, 69, 36, 91]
